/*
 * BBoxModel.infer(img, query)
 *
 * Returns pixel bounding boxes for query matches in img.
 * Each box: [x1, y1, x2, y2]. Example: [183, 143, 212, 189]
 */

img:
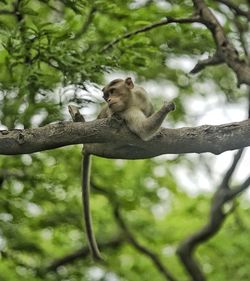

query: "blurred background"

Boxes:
[0, 1, 250, 280]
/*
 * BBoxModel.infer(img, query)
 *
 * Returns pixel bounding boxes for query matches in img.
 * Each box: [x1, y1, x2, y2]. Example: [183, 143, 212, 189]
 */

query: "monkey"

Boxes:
[99, 77, 175, 140]
[81, 77, 175, 261]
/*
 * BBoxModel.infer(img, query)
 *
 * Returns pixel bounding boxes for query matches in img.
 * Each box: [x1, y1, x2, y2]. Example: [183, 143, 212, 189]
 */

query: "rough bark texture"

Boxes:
[0, 118, 250, 159]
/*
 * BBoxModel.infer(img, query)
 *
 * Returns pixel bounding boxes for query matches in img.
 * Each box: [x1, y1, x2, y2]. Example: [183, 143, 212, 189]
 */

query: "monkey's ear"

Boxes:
[125, 77, 134, 89]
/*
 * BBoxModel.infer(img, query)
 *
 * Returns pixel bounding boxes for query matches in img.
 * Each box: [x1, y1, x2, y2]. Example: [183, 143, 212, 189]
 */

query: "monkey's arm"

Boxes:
[124, 102, 175, 141]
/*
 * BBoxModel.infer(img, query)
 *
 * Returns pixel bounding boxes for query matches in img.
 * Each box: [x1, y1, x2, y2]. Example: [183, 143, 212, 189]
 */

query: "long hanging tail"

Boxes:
[82, 153, 102, 261]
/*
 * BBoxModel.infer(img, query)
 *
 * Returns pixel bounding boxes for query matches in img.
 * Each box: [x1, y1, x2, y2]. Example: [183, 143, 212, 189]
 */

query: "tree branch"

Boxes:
[113, 207, 178, 281]
[190, 52, 224, 74]
[0, 9, 15, 15]
[217, 0, 250, 20]
[46, 236, 124, 271]
[233, 17, 249, 64]
[73, 6, 97, 40]
[176, 148, 248, 281]
[228, 175, 250, 199]
[100, 16, 201, 53]
[192, 0, 250, 86]
[220, 148, 244, 189]
[0, 118, 250, 158]
[92, 183, 178, 281]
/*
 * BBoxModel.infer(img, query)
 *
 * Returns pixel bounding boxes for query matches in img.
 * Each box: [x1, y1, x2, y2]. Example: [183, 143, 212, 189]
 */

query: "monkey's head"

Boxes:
[102, 77, 134, 113]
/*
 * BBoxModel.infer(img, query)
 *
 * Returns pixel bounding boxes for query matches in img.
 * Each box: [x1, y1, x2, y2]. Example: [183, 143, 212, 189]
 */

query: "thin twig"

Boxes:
[100, 16, 201, 53]
[46, 236, 124, 271]
[220, 149, 244, 189]
[73, 6, 97, 40]
[0, 10, 14, 15]
[92, 183, 178, 281]
[217, 0, 250, 19]
[229, 175, 250, 199]
[190, 53, 223, 74]
[113, 206, 178, 281]
[233, 16, 250, 63]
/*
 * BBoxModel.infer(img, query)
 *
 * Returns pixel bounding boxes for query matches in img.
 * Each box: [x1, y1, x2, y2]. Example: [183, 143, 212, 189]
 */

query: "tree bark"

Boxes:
[0, 118, 250, 159]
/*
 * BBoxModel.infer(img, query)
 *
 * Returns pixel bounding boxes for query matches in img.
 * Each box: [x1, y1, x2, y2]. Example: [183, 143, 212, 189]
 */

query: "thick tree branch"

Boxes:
[0, 118, 250, 158]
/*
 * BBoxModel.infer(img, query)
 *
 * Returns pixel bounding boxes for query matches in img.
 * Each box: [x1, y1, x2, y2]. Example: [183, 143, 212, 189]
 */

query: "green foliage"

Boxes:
[2, 149, 250, 280]
[0, 0, 250, 280]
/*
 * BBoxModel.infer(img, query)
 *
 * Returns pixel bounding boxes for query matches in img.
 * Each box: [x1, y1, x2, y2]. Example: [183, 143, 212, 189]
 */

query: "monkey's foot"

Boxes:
[164, 101, 176, 112]
[109, 113, 124, 129]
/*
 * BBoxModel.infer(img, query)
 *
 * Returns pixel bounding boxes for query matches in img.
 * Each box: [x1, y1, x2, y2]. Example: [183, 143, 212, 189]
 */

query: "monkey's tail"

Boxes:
[82, 153, 103, 261]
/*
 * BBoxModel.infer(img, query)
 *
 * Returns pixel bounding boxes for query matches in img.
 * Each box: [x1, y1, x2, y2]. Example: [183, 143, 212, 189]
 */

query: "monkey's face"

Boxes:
[106, 91, 130, 113]
[102, 80, 132, 113]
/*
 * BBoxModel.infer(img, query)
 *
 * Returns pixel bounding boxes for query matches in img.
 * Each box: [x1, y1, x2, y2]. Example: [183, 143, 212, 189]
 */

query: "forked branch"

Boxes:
[177, 149, 250, 281]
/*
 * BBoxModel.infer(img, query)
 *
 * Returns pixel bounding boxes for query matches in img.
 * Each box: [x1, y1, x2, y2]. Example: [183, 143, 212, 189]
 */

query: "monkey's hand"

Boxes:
[163, 101, 176, 112]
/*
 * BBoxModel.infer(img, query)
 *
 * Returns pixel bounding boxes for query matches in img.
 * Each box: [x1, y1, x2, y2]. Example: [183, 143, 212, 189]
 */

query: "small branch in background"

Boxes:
[217, 0, 250, 20]
[248, 85, 250, 119]
[37, 0, 62, 13]
[92, 182, 179, 281]
[177, 148, 250, 281]
[100, 16, 201, 53]
[46, 236, 124, 272]
[0, 169, 25, 187]
[0, 9, 15, 15]
[248, 88, 250, 118]
[234, 17, 249, 64]
[191, 0, 250, 86]
[220, 148, 243, 189]
[73, 6, 97, 40]
[228, 175, 250, 199]
[113, 206, 178, 281]
[190, 53, 224, 74]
